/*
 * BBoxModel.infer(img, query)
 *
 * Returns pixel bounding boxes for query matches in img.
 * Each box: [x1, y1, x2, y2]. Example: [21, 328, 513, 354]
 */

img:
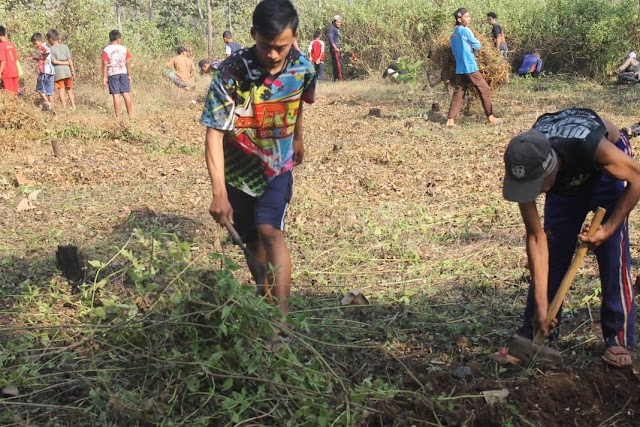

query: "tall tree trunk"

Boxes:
[227, 0, 232, 32]
[196, 0, 203, 20]
[206, 0, 213, 60]
[116, 2, 122, 31]
[148, 0, 154, 21]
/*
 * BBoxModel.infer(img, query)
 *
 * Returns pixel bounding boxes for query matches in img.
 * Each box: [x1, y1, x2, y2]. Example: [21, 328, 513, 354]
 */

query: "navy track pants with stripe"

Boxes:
[518, 134, 636, 347]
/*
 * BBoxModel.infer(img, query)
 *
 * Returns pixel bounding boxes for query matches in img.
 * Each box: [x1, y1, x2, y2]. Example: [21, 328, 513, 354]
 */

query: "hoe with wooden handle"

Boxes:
[508, 207, 606, 363]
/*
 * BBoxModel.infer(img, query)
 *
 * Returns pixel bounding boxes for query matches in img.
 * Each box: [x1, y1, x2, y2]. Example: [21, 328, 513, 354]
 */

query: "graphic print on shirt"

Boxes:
[533, 109, 605, 192]
[38, 44, 55, 75]
[200, 48, 316, 197]
[102, 45, 130, 76]
[226, 72, 309, 195]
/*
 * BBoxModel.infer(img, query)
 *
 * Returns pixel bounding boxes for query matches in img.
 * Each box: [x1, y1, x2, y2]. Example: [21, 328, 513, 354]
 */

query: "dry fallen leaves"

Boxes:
[482, 389, 509, 406]
[1, 385, 19, 397]
[16, 198, 36, 212]
[341, 289, 370, 306]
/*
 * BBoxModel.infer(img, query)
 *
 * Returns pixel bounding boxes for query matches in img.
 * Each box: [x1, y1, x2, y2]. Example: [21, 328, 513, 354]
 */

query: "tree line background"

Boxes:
[1, 0, 639, 82]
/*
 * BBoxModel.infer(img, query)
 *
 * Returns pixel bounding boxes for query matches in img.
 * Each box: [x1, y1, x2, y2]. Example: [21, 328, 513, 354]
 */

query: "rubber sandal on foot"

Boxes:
[602, 346, 632, 368]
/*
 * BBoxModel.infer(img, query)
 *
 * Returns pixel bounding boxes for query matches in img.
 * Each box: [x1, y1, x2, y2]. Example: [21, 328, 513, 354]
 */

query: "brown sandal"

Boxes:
[602, 346, 632, 368]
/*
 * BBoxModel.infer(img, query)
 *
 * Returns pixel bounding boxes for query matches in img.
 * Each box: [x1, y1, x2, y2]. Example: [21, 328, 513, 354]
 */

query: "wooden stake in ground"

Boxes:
[51, 139, 63, 158]
[56, 245, 84, 285]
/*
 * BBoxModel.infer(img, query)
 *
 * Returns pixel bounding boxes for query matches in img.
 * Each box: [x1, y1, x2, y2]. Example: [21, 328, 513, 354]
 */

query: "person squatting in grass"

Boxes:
[518, 49, 543, 78]
[502, 108, 639, 368]
[101, 30, 132, 118]
[30, 33, 55, 112]
[0, 25, 20, 95]
[165, 46, 196, 89]
[615, 51, 640, 84]
[201, 0, 316, 347]
[446, 8, 499, 128]
[46, 29, 76, 109]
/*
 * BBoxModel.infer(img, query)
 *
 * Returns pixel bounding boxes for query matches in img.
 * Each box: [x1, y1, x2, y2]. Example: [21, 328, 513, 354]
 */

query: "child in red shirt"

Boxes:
[307, 30, 325, 80]
[0, 26, 20, 94]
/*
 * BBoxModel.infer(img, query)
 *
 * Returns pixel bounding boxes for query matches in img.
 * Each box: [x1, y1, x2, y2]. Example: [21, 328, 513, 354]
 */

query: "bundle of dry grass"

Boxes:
[428, 28, 511, 91]
[0, 91, 45, 130]
[0, 90, 45, 150]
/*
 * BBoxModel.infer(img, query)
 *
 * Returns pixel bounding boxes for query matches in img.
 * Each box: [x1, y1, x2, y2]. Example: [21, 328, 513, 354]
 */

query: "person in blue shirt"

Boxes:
[446, 8, 499, 127]
[518, 49, 543, 77]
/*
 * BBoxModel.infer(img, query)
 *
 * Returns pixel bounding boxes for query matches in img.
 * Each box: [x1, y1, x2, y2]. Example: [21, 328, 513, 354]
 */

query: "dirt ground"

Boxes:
[2, 74, 640, 426]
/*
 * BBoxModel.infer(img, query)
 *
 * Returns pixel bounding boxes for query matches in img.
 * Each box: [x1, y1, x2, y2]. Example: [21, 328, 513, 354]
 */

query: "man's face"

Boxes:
[487, 16, 496, 25]
[32, 40, 42, 47]
[335, 19, 342, 29]
[201, 64, 210, 73]
[458, 12, 471, 26]
[251, 27, 296, 73]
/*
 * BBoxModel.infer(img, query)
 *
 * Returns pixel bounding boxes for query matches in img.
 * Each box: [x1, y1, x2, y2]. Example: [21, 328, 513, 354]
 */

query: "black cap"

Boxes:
[503, 131, 558, 203]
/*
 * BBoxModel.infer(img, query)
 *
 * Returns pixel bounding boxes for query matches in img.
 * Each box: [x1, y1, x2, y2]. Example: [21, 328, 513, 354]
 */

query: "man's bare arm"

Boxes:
[292, 103, 304, 166]
[205, 128, 233, 225]
[519, 201, 555, 335]
[581, 138, 640, 246]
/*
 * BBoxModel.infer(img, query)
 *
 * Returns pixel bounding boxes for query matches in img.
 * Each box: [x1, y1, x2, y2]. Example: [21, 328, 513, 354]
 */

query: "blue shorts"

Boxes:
[227, 171, 293, 243]
[108, 73, 130, 94]
[36, 74, 54, 96]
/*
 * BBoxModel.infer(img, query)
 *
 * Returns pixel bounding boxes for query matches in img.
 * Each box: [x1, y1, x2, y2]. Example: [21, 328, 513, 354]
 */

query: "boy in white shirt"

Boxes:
[101, 30, 132, 118]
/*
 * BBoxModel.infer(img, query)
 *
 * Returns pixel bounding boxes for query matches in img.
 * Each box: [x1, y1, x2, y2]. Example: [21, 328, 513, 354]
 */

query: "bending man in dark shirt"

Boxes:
[502, 108, 640, 368]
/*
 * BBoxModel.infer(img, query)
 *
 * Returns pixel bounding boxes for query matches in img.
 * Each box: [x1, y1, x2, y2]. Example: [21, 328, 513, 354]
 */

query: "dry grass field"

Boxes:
[2, 73, 640, 426]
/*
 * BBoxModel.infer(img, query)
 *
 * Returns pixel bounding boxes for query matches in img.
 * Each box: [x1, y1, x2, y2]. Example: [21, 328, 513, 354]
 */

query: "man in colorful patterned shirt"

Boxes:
[201, 0, 316, 344]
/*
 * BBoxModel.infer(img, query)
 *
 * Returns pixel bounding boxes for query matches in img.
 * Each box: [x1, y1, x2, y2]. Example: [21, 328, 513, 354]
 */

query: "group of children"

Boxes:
[0, 27, 75, 112]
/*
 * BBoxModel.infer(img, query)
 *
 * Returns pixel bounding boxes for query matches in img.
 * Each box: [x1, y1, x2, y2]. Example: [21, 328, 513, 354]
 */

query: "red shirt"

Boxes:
[0, 40, 20, 78]
[308, 40, 325, 63]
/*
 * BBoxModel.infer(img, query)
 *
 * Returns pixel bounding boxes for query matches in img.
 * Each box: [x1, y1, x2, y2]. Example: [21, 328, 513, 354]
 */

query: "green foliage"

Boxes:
[0, 229, 402, 425]
[394, 57, 424, 88]
[1, 0, 638, 81]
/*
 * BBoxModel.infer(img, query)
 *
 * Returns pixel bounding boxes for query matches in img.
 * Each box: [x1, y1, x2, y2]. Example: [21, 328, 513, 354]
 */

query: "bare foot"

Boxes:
[445, 119, 456, 128]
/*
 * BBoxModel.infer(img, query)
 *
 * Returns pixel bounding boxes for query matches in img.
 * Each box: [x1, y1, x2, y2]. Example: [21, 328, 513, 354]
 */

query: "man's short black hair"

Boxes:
[46, 29, 60, 41]
[176, 46, 188, 54]
[253, 0, 298, 40]
[313, 30, 321, 39]
[198, 59, 208, 69]
[0, 26, 6, 37]
[222, 30, 232, 39]
[109, 29, 122, 42]
[30, 32, 44, 42]
[487, 11, 497, 19]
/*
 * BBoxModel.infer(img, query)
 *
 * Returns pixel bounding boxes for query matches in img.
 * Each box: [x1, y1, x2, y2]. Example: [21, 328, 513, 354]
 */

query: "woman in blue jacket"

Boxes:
[446, 8, 499, 127]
